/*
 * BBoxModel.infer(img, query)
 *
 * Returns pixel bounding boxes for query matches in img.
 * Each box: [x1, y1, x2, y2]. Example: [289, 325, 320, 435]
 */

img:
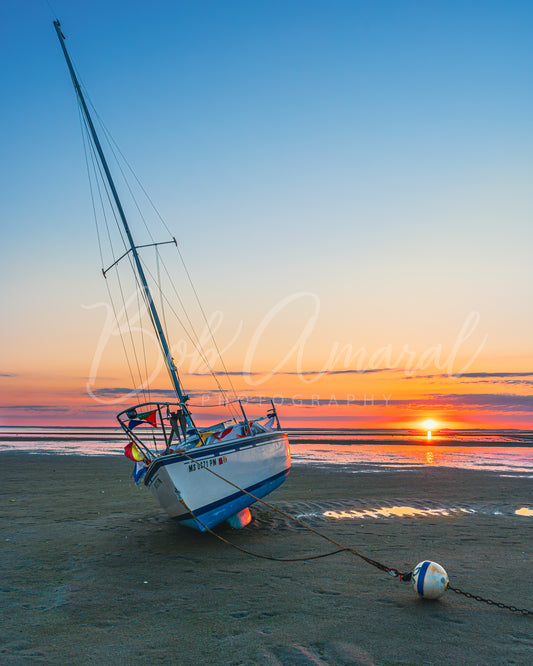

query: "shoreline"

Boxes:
[1, 437, 533, 446]
[2, 456, 532, 664]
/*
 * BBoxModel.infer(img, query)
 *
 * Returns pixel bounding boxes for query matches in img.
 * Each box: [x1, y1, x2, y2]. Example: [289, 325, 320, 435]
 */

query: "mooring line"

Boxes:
[172, 449, 532, 615]
[177, 450, 409, 575]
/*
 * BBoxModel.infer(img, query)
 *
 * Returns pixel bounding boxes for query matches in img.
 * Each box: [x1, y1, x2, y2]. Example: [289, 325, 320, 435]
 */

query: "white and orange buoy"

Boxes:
[411, 561, 449, 599]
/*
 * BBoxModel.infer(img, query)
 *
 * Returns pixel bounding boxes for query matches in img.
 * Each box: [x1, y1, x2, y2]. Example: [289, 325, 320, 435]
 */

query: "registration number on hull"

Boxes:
[188, 455, 228, 473]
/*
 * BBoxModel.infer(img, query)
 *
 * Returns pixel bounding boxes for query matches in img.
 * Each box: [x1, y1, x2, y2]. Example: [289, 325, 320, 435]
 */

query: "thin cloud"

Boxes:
[405, 371, 533, 380]
[404, 393, 533, 413]
[244, 393, 533, 412]
[461, 372, 533, 378]
[88, 387, 222, 401]
[187, 368, 395, 377]
[2, 405, 71, 413]
[499, 380, 533, 386]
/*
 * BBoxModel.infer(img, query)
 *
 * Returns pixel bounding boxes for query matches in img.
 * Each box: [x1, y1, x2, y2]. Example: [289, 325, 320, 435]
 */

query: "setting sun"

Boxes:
[422, 419, 438, 441]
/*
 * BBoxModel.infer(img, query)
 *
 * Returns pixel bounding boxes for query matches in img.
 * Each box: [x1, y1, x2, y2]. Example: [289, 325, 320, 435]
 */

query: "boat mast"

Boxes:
[53, 20, 188, 406]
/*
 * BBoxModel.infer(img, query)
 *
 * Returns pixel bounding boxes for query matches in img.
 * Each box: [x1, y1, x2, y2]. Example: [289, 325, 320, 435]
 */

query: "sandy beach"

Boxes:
[1, 454, 532, 664]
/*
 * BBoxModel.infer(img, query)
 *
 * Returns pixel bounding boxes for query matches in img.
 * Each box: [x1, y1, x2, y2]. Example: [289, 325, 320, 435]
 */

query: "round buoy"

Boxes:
[411, 561, 449, 599]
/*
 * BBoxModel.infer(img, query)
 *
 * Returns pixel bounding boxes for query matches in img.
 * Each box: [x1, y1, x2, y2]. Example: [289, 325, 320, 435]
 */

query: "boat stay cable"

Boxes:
[88, 100, 241, 408]
[79, 102, 150, 402]
[79, 81, 239, 419]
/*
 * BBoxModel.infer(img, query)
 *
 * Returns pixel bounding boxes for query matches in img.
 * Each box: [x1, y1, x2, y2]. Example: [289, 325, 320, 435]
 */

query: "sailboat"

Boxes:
[54, 20, 291, 531]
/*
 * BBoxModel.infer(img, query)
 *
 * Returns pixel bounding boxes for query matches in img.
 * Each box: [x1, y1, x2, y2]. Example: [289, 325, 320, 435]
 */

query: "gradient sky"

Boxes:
[1, 1, 532, 429]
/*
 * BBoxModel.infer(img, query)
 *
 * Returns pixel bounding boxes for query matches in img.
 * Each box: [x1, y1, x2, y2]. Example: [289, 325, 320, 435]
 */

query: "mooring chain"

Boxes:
[176, 449, 531, 616]
[448, 586, 531, 615]
[178, 450, 410, 574]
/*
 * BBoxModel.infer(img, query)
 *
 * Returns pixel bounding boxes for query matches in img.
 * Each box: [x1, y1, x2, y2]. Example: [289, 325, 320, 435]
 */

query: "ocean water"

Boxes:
[289, 428, 533, 475]
[1, 427, 532, 475]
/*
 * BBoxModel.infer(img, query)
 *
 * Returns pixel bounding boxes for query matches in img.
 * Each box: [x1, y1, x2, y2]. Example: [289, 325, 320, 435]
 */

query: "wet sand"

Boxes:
[1, 454, 532, 664]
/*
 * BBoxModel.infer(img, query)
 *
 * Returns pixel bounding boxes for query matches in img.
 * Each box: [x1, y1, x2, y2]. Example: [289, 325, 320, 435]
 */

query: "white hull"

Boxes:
[144, 430, 290, 530]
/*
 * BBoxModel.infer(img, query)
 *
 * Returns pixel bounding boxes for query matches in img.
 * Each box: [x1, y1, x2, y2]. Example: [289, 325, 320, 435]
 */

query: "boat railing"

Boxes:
[117, 399, 282, 460]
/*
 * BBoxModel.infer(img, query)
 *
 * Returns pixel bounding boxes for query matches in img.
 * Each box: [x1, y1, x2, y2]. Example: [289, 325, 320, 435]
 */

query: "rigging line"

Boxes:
[81, 107, 130, 257]
[79, 101, 111, 260]
[87, 107, 240, 403]
[83, 113, 149, 400]
[156, 248, 171, 344]
[120, 242, 152, 398]
[90, 102, 175, 240]
[70, 63, 139, 247]
[111, 257, 150, 402]
[79, 101, 125, 260]
[44, 0, 58, 20]
[81, 77, 238, 411]
[129, 251, 184, 400]
[145, 245, 240, 418]
[154, 250, 239, 388]
[149, 257, 235, 407]
[72, 76, 129, 258]
[139, 256, 236, 409]
[153, 255, 239, 420]
[84, 96, 157, 244]
[134, 276, 151, 404]
[78, 105, 104, 268]
[87, 132, 145, 398]
[122, 250, 158, 402]
[90, 108, 236, 410]
[78, 84, 209, 408]
[99, 116, 156, 245]
[62, 32, 165, 404]
[139, 259, 219, 403]
[90, 177, 145, 404]
[81, 103, 152, 403]
[78, 105, 139, 396]
[104, 277, 141, 399]
[94, 120, 231, 409]
[173, 242, 240, 402]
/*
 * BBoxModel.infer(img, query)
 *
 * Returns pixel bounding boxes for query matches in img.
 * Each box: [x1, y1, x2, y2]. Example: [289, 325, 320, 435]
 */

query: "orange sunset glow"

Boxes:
[1, 4, 532, 432]
[1, 283, 532, 429]
[2, 335, 532, 428]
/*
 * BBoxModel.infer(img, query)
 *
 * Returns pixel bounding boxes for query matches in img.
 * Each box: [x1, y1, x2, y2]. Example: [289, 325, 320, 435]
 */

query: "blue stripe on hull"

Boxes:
[175, 468, 290, 532]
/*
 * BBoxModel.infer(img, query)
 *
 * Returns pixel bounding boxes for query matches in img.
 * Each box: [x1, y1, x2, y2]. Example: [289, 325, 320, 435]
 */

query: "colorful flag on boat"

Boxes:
[124, 440, 144, 462]
[197, 430, 215, 446]
[213, 426, 234, 441]
[128, 409, 158, 430]
[132, 459, 148, 484]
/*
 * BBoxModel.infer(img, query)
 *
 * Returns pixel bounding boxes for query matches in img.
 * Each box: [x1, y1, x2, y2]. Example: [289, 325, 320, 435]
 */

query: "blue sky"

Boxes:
[1, 1, 532, 426]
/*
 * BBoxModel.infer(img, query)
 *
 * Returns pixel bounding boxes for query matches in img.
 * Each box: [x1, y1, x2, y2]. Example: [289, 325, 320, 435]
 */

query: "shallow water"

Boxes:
[289, 441, 533, 474]
[0, 426, 532, 474]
